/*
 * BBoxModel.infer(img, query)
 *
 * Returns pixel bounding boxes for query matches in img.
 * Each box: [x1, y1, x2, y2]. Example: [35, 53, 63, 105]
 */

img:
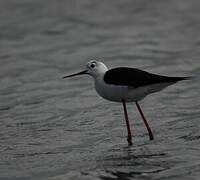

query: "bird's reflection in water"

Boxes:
[97, 145, 173, 180]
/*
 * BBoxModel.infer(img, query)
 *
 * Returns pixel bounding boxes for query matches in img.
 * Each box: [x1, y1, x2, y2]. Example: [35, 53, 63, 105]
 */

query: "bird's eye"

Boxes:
[90, 63, 95, 68]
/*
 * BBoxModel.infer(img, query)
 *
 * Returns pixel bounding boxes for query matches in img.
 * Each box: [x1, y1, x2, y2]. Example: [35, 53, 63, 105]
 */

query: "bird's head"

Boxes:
[62, 60, 108, 79]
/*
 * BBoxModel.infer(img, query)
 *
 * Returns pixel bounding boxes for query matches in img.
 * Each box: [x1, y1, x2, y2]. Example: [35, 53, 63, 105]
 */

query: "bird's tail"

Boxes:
[182, 76, 192, 80]
[171, 76, 192, 82]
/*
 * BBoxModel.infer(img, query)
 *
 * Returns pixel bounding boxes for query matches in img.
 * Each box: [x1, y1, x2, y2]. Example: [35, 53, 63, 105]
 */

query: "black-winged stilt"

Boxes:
[63, 60, 189, 145]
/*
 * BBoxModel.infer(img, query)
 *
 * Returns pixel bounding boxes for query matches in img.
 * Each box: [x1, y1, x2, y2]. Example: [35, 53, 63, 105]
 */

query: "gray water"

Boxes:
[0, 0, 200, 180]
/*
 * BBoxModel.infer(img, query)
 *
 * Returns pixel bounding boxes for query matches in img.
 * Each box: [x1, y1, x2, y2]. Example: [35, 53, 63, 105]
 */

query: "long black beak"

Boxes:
[62, 70, 88, 79]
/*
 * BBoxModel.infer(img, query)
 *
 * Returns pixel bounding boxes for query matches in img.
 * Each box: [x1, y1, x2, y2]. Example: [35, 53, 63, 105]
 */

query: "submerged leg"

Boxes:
[135, 101, 154, 140]
[122, 99, 132, 146]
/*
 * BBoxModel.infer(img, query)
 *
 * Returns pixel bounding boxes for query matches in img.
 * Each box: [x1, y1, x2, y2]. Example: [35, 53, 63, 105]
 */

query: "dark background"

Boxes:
[0, 0, 200, 179]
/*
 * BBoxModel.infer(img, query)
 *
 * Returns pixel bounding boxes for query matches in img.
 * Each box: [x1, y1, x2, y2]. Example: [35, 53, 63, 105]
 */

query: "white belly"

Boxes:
[95, 79, 172, 102]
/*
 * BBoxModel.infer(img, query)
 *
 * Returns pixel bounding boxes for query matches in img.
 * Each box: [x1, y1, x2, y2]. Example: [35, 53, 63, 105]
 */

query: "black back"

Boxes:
[104, 67, 187, 88]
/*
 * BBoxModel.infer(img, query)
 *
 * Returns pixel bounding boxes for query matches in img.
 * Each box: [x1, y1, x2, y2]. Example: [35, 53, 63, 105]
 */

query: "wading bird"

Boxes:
[63, 60, 189, 145]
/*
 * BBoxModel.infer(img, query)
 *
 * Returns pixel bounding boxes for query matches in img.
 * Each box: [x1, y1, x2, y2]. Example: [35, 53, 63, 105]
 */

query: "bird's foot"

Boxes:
[127, 137, 133, 146]
[149, 134, 154, 140]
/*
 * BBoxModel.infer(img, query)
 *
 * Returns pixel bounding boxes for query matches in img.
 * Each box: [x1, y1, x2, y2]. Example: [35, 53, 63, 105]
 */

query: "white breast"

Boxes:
[94, 78, 141, 102]
[94, 78, 172, 102]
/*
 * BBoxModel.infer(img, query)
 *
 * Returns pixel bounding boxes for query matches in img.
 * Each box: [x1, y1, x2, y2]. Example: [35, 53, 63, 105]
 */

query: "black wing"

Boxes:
[104, 67, 188, 88]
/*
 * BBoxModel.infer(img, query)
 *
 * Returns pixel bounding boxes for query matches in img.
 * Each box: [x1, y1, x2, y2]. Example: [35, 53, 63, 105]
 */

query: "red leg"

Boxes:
[135, 101, 154, 140]
[122, 100, 133, 146]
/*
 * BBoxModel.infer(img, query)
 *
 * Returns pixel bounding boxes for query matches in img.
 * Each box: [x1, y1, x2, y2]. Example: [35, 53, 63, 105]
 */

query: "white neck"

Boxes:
[91, 62, 108, 80]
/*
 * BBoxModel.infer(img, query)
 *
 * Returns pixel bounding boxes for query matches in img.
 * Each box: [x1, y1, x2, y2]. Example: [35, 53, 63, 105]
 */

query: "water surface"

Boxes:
[0, 0, 200, 179]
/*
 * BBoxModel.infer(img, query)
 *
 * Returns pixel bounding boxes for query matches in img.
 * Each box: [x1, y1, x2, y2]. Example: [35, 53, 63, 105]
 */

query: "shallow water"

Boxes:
[0, 0, 200, 180]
